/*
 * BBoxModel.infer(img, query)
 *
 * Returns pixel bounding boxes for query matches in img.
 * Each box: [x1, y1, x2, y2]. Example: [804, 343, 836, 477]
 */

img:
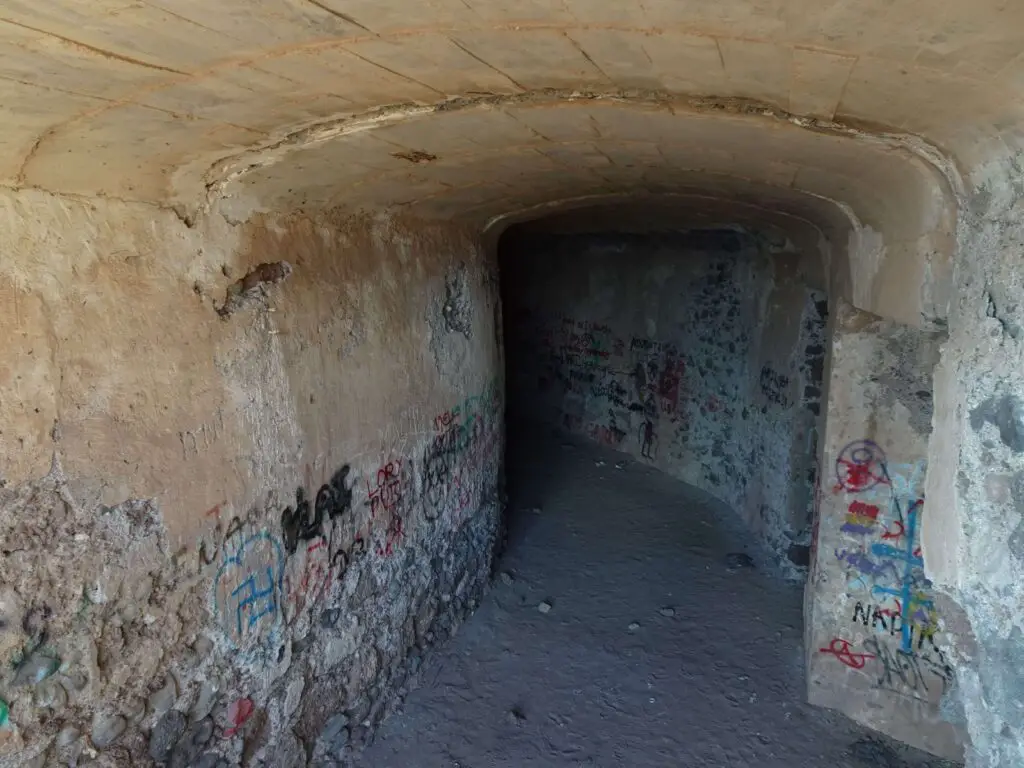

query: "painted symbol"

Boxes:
[840, 500, 880, 535]
[819, 637, 876, 669]
[835, 440, 889, 492]
[870, 499, 931, 652]
[213, 532, 284, 644]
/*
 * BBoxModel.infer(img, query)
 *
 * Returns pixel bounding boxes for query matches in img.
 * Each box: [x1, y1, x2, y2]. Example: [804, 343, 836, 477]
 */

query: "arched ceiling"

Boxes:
[1, 0, 1014, 208]
[0, 0, 1010, 323]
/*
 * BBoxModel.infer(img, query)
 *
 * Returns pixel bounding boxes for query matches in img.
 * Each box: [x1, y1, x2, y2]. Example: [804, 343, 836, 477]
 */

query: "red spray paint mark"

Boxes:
[204, 502, 226, 518]
[225, 698, 254, 737]
[882, 520, 905, 541]
[819, 638, 875, 669]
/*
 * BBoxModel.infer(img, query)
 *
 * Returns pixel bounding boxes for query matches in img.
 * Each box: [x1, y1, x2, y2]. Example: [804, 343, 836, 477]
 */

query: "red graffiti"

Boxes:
[586, 423, 625, 447]
[657, 358, 685, 415]
[376, 514, 404, 557]
[882, 520, 905, 541]
[284, 538, 331, 613]
[367, 460, 403, 518]
[834, 440, 889, 493]
[819, 637, 875, 669]
[225, 698, 254, 737]
[848, 500, 879, 520]
[204, 501, 228, 518]
[434, 409, 456, 431]
[879, 599, 902, 619]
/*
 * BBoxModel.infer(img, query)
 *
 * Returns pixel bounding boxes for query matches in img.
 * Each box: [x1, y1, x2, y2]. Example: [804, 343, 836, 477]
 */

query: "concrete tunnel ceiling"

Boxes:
[2, 0, 999, 323]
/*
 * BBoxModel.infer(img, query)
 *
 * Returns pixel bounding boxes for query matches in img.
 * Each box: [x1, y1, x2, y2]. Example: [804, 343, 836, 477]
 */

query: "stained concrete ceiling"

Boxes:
[3, 0, 1012, 322]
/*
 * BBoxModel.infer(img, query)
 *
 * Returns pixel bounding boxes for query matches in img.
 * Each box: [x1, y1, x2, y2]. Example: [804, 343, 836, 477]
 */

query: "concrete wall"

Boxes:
[0, 191, 504, 766]
[501, 229, 825, 569]
[805, 301, 965, 760]
[923, 160, 1024, 768]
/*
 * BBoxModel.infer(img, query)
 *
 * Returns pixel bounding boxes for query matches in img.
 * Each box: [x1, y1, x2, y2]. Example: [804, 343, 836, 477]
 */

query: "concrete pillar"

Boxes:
[805, 300, 964, 759]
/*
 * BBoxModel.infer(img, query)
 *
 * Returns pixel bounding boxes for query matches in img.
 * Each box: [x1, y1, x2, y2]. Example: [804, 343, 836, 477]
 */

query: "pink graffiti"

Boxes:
[225, 698, 254, 737]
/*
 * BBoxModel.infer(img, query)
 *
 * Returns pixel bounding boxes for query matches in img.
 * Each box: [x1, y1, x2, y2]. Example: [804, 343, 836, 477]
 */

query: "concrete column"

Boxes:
[805, 300, 964, 759]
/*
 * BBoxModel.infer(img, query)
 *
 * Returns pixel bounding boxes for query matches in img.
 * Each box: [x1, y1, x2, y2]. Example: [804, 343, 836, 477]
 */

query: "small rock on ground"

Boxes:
[628, 622, 641, 631]
[537, 601, 552, 614]
[659, 607, 676, 617]
[726, 552, 755, 570]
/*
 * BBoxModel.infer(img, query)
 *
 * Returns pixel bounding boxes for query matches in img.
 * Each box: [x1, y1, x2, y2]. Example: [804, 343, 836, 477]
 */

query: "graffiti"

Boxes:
[840, 500, 880, 535]
[422, 380, 501, 523]
[283, 537, 331, 618]
[759, 365, 790, 407]
[832, 442, 940, 689]
[179, 409, 226, 459]
[639, 419, 657, 459]
[834, 440, 889, 493]
[281, 466, 354, 555]
[197, 511, 250, 570]
[852, 600, 903, 633]
[863, 636, 954, 701]
[588, 419, 626, 447]
[657, 357, 686, 415]
[819, 637, 875, 669]
[377, 514, 404, 557]
[881, 519, 905, 541]
[366, 459, 408, 557]
[834, 548, 901, 581]
[869, 499, 932, 652]
[213, 532, 284, 644]
[366, 461, 403, 517]
[224, 698, 254, 738]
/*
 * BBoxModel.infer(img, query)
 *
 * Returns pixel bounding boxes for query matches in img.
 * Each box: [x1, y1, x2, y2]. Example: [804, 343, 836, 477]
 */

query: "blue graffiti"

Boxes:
[214, 532, 284, 643]
[834, 548, 901, 581]
[870, 500, 931, 652]
[231, 566, 277, 637]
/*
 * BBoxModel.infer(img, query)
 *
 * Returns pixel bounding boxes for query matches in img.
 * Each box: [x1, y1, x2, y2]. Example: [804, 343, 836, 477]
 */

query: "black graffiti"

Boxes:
[281, 465, 353, 555]
[640, 419, 657, 459]
[422, 427, 463, 520]
[759, 365, 790, 407]
[198, 515, 247, 568]
[851, 602, 943, 652]
[863, 636, 954, 700]
[852, 601, 897, 634]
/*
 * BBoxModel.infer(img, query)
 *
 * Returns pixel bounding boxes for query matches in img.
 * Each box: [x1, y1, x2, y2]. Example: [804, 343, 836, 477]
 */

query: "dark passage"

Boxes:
[500, 225, 827, 571]
[355, 225, 956, 768]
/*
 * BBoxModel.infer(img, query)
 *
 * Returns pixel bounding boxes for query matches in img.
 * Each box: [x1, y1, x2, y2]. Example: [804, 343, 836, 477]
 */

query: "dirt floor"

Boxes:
[356, 433, 960, 768]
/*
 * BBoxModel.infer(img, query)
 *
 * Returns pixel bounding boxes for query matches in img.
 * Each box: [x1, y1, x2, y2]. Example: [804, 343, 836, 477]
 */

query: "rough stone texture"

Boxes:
[921, 158, 1024, 768]
[502, 230, 825, 570]
[0, 190, 504, 766]
[806, 301, 963, 759]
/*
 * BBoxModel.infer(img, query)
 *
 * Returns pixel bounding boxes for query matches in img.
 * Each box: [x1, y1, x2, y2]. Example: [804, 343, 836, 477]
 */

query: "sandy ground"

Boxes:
[357, 434, 960, 768]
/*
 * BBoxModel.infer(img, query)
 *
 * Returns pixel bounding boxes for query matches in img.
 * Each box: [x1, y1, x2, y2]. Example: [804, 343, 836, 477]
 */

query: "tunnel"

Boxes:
[0, 3, 1023, 767]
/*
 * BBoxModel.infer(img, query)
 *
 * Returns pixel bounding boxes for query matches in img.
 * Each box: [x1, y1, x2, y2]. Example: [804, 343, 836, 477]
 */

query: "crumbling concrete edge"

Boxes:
[191, 88, 967, 222]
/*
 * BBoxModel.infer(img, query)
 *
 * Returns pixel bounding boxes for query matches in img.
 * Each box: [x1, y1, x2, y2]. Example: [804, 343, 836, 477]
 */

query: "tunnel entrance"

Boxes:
[498, 218, 828, 574]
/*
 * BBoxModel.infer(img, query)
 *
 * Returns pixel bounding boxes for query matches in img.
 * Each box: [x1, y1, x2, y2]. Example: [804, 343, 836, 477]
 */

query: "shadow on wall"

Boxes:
[499, 227, 827, 573]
